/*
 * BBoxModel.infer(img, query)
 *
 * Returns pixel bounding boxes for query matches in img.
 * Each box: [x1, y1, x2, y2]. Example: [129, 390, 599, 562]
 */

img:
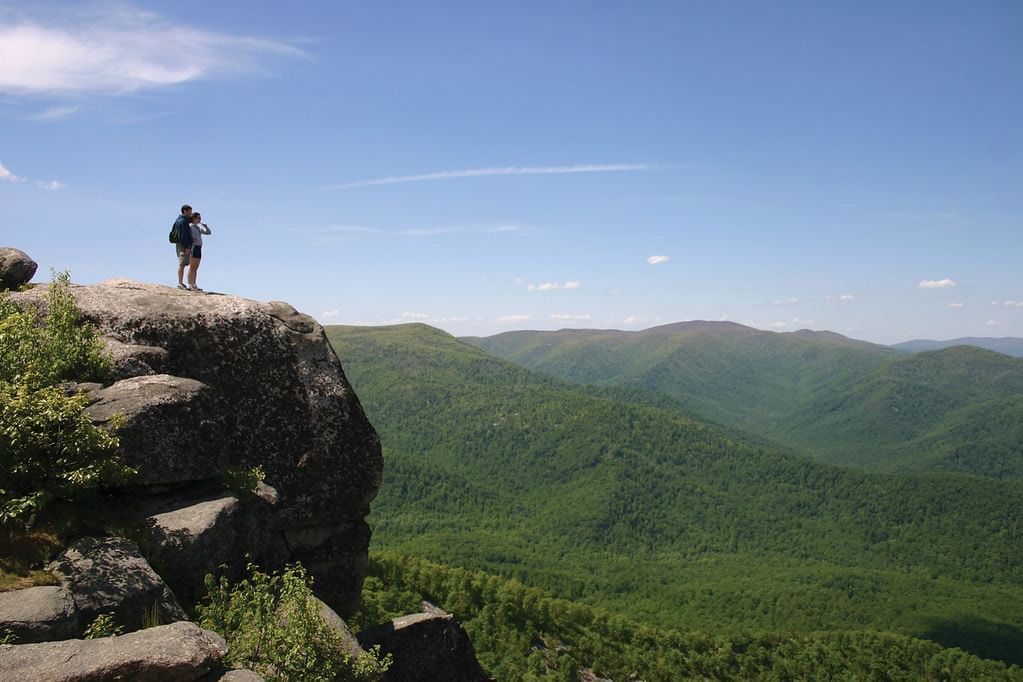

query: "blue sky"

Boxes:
[1, 1, 1020, 344]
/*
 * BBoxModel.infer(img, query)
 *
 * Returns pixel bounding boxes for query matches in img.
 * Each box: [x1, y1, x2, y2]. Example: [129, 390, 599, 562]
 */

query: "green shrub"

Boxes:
[199, 563, 390, 682]
[84, 612, 123, 639]
[0, 272, 132, 529]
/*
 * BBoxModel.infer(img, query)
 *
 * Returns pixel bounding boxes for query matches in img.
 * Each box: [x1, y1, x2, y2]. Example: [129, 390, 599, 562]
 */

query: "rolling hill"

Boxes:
[326, 323, 1023, 666]
[463, 322, 1023, 478]
[893, 336, 1023, 357]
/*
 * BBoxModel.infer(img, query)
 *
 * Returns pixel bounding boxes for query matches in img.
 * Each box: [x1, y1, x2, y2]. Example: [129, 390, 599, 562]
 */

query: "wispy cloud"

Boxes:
[528, 281, 580, 291]
[986, 319, 1006, 327]
[0, 160, 65, 189]
[948, 302, 964, 309]
[314, 223, 523, 241]
[0, 6, 306, 96]
[550, 314, 591, 321]
[330, 163, 654, 189]
[321, 310, 340, 319]
[29, 105, 80, 121]
[646, 255, 670, 265]
[496, 314, 532, 323]
[918, 278, 957, 289]
[991, 300, 1023, 307]
[0, 161, 24, 182]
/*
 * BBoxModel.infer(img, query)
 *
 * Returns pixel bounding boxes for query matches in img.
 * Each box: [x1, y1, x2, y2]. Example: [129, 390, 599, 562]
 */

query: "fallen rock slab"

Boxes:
[0, 585, 79, 643]
[0, 621, 227, 681]
[48, 536, 186, 633]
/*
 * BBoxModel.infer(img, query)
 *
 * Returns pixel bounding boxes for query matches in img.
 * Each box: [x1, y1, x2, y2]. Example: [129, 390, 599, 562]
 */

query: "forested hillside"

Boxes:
[463, 322, 1023, 478]
[352, 553, 1023, 681]
[327, 323, 1023, 667]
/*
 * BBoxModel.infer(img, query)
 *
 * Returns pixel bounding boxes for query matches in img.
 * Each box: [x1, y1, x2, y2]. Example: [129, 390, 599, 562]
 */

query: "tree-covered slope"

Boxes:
[352, 553, 1023, 681]
[462, 322, 1023, 478]
[326, 323, 1023, 665]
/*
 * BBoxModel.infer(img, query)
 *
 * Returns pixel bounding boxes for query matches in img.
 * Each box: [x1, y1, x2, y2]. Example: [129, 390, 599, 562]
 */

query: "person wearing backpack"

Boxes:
[172, 204, 193, 290]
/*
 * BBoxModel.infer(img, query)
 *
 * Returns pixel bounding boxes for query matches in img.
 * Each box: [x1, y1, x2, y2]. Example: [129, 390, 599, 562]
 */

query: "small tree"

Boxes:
[199, 563, 390, 682]
[0, 272, 132, 529]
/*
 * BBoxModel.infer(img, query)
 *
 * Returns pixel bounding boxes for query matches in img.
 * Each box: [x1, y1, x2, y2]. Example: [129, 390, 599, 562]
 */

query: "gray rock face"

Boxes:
[102, 337, 170, 381]
[358, 613, 493, 682]
[140, 489, 286, 605]
[13, 278, 382, 616]
[0, 246, 37, 289]
[199, 669, 266, 682]
[48, 537, 187, 633]
[0, 586, 79, 643]
[0, 621, 227, 682]
[84, 375, 224, 486]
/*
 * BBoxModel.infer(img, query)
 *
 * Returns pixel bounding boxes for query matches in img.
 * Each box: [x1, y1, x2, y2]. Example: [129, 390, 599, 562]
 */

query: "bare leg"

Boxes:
[188, 257, 201, 289]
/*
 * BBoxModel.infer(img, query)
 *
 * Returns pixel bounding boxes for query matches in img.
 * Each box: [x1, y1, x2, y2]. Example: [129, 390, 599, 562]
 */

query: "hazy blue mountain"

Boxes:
[893, 337, 1023, 357]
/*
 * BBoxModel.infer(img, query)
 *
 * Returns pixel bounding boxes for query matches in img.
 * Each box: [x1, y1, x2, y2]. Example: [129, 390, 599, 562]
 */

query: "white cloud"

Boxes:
[550, 314, 591, 321]
[402, 312, 429, 319]
[29, 105, 79, 121]
[528, 281, 580, 291]
[773, 298, 799, 305]
[333, 164, 653, 189]
[839, 294, 855, 301]
[646, 255, 670, 265]
[948, 302, 964, 308]
[36, 179, 65, 190]
[986, 319, 1006, 327]
[991, 300, 1023, 307]
[623, 316, 648, 325]
[321, 310, 340, 319]
[918, 278, 957, 289]
[0, 161, 25, 182]
[496, 314, 531, 323]
[0, 7, 305, 96]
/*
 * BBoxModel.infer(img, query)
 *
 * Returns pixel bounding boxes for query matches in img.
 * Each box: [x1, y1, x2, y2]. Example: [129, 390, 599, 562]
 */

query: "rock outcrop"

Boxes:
[0, 246, 37, 289]
[48, 537, 187, 634]
[357, 612, 493, 682]
[13, 278, 383, 616]
[0, 621, 227, 681]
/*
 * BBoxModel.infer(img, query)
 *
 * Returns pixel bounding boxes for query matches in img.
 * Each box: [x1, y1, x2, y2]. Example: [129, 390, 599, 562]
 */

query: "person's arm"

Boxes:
[200, 223, 211, 235]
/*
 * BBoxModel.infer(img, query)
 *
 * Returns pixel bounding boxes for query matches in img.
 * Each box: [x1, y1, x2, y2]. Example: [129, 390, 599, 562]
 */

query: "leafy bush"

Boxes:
[0, 272, 132, 529]
[84, 612, 124, 639]
[199, 563, 390, 682]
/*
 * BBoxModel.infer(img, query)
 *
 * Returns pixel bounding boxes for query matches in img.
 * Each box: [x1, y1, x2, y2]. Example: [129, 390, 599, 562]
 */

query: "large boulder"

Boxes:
[0, 246, 37, 290]
[0, 621, 227, 681]
[48, 536, 187, 633]
[140, 487, 286, 606]
[358, 612, 493, 682]
[0, 586, 79, 643]
[84, 375, 224, 486]
[13, 279, 382, 616]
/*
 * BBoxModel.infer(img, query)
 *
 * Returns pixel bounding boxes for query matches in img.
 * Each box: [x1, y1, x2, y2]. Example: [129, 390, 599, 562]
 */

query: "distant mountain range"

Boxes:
[893, 336, 1023, 357]
[463, 321, 1023, 478]
[326, 322, 1023, 666]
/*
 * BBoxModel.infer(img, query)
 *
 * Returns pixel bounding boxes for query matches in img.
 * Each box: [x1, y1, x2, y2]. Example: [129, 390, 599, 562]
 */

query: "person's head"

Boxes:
[191, 212, 201, 223]
[181, 204, 193, 216]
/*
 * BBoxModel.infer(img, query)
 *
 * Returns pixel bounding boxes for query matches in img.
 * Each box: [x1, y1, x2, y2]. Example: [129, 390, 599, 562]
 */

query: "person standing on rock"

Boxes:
[174, 205, 193, 290]
[186, 211, 212, 292]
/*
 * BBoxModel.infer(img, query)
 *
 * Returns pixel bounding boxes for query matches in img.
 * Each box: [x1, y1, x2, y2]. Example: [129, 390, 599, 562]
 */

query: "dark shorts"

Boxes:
[191, 245, 202, 259]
